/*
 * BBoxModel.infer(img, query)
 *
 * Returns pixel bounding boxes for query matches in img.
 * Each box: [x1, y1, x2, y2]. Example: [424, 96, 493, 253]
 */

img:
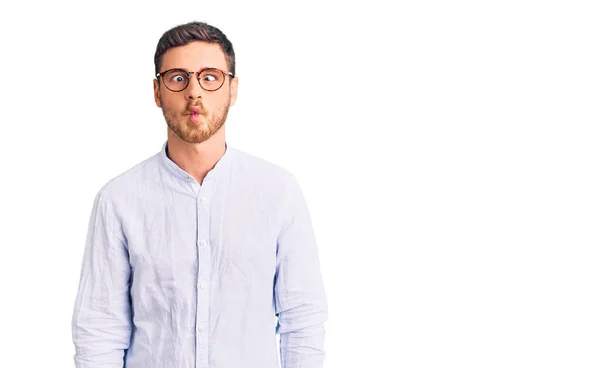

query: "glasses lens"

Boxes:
[199, 69, 225, 91]
[163, 70, 188, 91]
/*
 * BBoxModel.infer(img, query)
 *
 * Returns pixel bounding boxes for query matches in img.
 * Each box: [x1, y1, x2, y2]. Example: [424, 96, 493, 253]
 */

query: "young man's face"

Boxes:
[154, 41, 238, 144]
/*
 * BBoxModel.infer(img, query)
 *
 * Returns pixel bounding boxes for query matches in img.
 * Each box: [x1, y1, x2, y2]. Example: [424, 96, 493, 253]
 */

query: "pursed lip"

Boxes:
[187, 106, 201, 115]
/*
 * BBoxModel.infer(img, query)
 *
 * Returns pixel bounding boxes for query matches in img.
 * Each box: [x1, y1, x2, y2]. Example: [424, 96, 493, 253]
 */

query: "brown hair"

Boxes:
[154, 21, 236, 78]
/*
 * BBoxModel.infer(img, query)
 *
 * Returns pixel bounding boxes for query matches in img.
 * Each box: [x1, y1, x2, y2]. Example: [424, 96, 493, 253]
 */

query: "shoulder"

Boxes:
[94, 152, 161, 205]
[231, 148, 300, 190]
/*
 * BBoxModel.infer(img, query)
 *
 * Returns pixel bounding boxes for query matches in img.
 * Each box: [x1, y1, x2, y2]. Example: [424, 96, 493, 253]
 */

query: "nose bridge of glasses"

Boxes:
[186, 71, 204, 93]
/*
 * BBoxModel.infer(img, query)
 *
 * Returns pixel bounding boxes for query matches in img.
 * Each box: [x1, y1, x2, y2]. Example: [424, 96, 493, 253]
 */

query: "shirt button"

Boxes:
[200, 197, 208, 204]
[200, 240, 208, 247]
[198, 326, 204, 332]
[200, 283, 207, 289]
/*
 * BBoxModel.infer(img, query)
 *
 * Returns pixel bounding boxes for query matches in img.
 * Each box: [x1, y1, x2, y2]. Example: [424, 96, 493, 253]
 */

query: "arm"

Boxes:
[274, 175, 329, 368]
[71, 190, 132, 368]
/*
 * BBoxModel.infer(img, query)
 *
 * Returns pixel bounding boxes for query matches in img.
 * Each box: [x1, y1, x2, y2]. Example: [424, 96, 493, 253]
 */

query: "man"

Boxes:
[71, 21, 328, 368]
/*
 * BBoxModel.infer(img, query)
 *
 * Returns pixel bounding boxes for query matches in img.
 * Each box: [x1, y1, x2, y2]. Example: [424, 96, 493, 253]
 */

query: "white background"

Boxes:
[0, 1, 598, 367]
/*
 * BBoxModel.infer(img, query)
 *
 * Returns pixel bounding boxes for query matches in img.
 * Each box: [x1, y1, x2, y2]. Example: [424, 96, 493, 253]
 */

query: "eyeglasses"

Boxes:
[156, 67, 234, 92]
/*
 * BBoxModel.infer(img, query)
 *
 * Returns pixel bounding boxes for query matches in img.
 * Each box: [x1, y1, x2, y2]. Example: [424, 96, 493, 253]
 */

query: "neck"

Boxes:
[166, 129, 226, 185]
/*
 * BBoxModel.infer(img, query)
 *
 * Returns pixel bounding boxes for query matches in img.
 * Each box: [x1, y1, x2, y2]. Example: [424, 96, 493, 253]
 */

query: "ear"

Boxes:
[153, 79, 162, 108]
[229, 76, 238, 107]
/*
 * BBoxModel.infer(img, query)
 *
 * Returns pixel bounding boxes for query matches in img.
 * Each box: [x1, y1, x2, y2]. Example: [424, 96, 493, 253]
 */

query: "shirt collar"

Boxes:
[158, 139, 234, 183]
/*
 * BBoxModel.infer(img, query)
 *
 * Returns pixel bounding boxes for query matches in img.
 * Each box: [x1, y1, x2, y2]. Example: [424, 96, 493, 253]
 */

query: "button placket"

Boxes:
[195, 179, 214, 368]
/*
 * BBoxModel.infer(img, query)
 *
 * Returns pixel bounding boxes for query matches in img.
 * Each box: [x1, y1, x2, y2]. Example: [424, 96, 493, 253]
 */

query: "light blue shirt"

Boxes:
[71, 140, 328, 368]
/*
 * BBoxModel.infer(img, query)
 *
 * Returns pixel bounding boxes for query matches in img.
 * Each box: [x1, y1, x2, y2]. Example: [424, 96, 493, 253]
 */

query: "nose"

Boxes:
[185, 74, 203, 100]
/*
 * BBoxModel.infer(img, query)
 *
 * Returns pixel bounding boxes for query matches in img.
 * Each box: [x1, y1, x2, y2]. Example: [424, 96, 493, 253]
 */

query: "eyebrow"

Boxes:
[165, 67, 217, 72]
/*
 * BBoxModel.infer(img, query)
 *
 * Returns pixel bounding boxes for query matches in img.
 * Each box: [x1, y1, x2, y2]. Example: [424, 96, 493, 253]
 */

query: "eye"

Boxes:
[163, 70, 188, 85]
[202, 74, 218, 83]
[171, 74, 187, 83]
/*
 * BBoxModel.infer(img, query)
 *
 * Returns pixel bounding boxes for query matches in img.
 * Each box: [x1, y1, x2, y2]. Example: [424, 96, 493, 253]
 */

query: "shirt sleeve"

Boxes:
[71, 189, 132, 368]
[274, 174, 329, 368]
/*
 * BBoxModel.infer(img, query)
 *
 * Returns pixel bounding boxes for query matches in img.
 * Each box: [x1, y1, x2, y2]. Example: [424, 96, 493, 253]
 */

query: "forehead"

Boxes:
[161, 41, 228, 72]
